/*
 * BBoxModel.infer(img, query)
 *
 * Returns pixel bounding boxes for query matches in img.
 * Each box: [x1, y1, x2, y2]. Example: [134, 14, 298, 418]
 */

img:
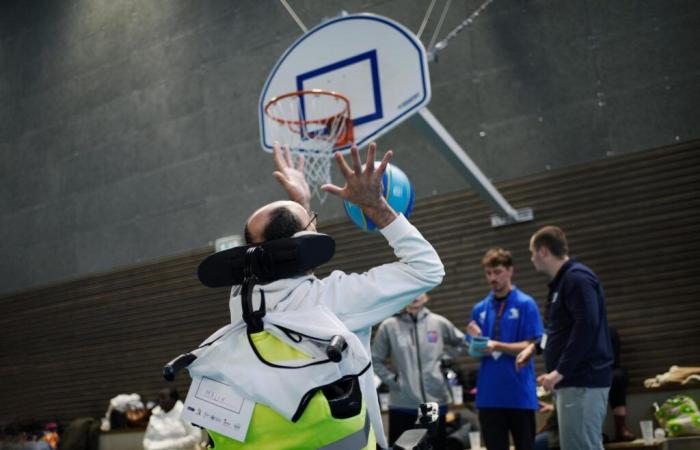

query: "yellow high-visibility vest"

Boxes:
[207, 330, 375, 450]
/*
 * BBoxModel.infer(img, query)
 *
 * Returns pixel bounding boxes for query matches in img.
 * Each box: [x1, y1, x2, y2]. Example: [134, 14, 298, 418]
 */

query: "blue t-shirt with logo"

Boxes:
[469, 286, 543, 410]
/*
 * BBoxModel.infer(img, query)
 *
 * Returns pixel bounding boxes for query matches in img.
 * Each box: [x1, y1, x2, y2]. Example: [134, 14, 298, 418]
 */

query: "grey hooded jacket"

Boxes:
[372, 307, 468, 409]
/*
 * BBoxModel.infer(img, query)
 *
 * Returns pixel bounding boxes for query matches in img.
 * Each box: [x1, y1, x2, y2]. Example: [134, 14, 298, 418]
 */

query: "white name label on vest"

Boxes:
[182, 376, 254, 442]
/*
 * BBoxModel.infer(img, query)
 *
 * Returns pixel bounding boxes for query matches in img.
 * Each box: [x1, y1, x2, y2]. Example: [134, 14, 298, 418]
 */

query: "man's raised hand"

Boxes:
[272, 142, 311, 211]
[321, 142, 398, 229]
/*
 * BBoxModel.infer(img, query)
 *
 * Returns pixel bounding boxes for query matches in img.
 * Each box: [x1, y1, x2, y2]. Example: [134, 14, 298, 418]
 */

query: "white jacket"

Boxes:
[191, 214, 444, 448]
[143, 401, 202, 450]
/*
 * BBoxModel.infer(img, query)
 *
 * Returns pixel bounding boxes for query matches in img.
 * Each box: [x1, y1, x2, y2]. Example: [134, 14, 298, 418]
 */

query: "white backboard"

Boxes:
[259, 13, 431, 154]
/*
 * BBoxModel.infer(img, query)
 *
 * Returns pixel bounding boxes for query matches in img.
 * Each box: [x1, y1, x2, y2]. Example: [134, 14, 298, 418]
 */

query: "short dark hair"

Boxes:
[531, 226, 569, 258]
[244, 206, 303, 244]
[481, 248, 513, 268]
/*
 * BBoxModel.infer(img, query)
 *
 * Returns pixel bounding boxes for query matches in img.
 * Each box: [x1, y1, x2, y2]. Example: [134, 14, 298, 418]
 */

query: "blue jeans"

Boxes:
[555, 387, 609, 450]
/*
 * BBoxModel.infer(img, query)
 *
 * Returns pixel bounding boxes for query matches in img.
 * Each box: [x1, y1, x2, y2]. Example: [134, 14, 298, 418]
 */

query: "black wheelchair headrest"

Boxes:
[197, 231, 335, 288]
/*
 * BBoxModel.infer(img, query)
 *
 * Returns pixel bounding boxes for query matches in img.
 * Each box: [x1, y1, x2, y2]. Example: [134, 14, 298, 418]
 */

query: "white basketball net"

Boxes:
[264, 90, 352, 203]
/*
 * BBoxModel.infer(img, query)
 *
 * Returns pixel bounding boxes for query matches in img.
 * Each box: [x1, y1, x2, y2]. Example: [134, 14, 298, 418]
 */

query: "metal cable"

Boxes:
[428, 0, 452, 52]
[416, 0, 438, 40]
[279, 0, 308, 33]
[429, 0, 495, 61]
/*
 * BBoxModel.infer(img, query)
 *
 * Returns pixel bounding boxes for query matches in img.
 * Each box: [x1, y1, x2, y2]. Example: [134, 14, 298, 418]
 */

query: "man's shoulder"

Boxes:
[512, 288, 537, 305]
[567, 260, 596, 275]
[428, 312, 456, 326]
[428, 310, 447, 319]
[473, 297, 490, 310]
[148, 406, 165, 420]
[564, 262, 599, 284]
[379, 315, 401, 327]
[318, 270, 345, 282]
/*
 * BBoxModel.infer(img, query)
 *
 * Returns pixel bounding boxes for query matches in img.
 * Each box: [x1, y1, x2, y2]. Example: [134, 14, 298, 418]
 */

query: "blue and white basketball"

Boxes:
[343, 163, 415, 232]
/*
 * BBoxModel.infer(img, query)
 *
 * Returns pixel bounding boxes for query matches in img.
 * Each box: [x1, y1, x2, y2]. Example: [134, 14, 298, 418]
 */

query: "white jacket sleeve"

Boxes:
[321, 214, 444, 332]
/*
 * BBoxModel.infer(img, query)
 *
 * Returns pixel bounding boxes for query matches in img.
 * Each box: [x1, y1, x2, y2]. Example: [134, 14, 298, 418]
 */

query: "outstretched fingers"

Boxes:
[374, 149, 393, 180]
[272, 143, 296, 170]
[272, 142, 285, 171]
[363, 143, 377, 175]
[323, 143, 393, 202]
[350, 146, 362, 174]
[284, 144, 294, 167]
[273, 171, 291, 189]
[320, 182, 344, 197]
[333, 150, 353, 179]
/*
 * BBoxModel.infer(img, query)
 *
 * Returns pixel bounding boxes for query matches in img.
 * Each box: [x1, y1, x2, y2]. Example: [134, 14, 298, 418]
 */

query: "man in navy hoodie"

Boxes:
[523, 225, 613, 450]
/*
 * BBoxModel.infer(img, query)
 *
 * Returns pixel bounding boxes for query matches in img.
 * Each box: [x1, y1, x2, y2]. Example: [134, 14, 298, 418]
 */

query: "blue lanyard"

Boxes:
[487, 291, 511, 340]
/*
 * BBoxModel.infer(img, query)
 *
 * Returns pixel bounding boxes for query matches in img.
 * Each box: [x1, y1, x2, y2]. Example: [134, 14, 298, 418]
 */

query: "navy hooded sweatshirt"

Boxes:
[545, 260, 613, 388]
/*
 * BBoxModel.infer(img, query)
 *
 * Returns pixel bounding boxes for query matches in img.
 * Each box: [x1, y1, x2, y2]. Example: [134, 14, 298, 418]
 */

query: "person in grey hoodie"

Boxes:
[372, 293, 468, 448]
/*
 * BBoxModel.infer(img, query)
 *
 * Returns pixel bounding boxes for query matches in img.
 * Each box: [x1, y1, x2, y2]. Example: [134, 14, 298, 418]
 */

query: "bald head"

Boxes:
[244, 201, 315, 244]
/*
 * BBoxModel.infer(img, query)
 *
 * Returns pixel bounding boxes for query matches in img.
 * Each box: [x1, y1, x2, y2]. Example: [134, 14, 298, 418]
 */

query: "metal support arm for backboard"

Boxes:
[411, 108, 533, 227]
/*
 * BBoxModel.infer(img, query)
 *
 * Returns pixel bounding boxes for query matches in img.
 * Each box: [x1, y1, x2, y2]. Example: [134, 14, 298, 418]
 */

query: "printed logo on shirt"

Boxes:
[479, 311, 486, 324]
[552, 292, 559, 303]
[427, 330, 438, 343]
[507, 308, 519, 320]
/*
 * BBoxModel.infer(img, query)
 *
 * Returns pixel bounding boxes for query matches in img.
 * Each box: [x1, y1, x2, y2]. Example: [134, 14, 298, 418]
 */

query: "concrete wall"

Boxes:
[1, 0, 699, 294]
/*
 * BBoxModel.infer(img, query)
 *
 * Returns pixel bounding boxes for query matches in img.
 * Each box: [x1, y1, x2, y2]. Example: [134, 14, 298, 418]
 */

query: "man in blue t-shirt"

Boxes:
[468, 248, 543, 450]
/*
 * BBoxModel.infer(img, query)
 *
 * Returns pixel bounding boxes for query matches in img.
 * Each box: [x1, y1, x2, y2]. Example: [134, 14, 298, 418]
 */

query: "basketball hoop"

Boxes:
[264, 89, 354, 203]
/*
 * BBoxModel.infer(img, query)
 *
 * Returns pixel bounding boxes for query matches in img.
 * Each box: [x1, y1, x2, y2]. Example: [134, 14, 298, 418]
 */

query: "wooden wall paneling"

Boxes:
[1, 141, 698, 423]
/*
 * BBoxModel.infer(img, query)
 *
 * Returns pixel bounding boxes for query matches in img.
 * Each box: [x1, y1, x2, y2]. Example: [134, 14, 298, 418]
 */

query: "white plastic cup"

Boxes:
[640, 420, 654, 445]
[469, 431, 481, 449]
[654, 427, 666, 441]
[451, 385, 463, 405]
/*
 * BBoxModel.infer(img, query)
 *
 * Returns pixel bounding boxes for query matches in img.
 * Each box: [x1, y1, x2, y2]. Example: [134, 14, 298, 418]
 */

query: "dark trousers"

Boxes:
[479, 408, 535, 450]
[389, 407, 447, 449]
[609, 368, 628, 409]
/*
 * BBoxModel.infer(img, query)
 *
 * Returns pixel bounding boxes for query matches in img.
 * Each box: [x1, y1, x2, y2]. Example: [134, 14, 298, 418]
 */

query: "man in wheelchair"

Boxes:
[164, 143, 444, 449]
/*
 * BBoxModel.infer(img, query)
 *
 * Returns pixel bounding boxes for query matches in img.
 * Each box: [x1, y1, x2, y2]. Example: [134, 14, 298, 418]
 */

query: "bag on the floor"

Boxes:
[654, 395, 700, 437]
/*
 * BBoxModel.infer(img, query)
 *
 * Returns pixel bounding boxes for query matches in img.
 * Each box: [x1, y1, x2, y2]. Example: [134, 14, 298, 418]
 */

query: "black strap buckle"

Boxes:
[241, 247, 267, 333]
